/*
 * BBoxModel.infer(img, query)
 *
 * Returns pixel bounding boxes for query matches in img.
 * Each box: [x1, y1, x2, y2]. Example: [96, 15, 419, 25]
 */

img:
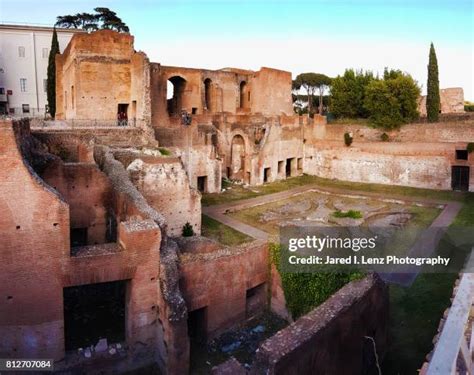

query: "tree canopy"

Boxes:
[293, 73, 332, 115]
[55, 7, 129, 32]
[331, 68, 420, 129]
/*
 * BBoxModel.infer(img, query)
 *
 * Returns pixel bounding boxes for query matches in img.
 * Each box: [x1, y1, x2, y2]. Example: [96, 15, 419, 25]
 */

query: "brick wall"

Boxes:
[251, 274, 389, 375]
[179, 241, 269, 338]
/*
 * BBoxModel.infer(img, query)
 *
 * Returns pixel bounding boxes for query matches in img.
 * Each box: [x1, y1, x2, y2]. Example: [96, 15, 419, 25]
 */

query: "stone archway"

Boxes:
[167, 76, 187, 116]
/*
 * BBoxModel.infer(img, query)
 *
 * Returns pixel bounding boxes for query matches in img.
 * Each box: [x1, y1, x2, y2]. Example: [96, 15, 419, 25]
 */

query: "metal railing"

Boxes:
[1, 107, 47, 119]
[31, 118, 143, 129]
[427, 250, 474, 374]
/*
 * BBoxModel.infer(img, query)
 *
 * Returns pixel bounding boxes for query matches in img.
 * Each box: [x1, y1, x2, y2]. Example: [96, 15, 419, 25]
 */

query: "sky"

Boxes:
[1, 0, 473, 99]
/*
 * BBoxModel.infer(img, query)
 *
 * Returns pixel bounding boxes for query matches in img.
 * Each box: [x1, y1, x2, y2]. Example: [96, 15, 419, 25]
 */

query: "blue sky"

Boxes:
[2, 0, 473, 99]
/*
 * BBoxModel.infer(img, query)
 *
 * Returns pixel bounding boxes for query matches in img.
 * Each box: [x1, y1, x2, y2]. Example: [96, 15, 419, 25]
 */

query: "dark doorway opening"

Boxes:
[167, 76, 187, 117]
[188, 306, 208, 370]
[286, 158, 293, 177]
[456, 150, 468, 160]
[197, 176, 207, 193]
[63, 280, 126, 351]
[204, 78, 212, 111]
[239, 81, 247, 109]
[264, 167, 271, 183]
[117, 103, 128, 126]
[70, 227, 88, 248]
[452, 166, 470, 191]
[246, 283, 266, 317]
[188, 306, 207, 343]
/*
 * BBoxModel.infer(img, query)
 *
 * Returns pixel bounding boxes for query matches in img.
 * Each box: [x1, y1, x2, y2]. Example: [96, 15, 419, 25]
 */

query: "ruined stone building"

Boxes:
[0, 29, 473, 374]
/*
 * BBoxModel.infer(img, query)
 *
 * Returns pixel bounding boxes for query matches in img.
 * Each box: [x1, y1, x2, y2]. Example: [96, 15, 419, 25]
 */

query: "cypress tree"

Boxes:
[47, 28, 60, 118]
[426, 42, 440, 122]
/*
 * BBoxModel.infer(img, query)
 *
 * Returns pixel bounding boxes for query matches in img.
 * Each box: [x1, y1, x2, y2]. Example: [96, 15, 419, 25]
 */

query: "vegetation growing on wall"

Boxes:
[270, 244, 363, 319]
[467, 143, 474, 154]
[344, 132, 353, 146]
[182, 222, 195, 237]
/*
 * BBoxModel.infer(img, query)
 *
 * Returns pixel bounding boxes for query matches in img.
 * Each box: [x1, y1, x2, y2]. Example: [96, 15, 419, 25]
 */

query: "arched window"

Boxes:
[167, 76, 187, 116]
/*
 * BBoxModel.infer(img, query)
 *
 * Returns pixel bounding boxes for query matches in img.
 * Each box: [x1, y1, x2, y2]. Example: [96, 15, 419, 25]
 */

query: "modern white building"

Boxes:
[0, 23, 82, 117]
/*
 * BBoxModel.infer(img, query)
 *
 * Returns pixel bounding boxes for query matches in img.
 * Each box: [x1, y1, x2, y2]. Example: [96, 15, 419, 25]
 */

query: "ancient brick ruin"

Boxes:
[1, 29, 473, 374]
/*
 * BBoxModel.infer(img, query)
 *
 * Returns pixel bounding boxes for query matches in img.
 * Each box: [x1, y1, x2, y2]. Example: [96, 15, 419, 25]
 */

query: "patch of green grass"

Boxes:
[158, 147, 171, 156]
[333, 209, 362, 219]
[382, 194, 474, 374]
[201, 214, 251, 246]
[202, 175, 467, 207]
[382, 273, 458, 374]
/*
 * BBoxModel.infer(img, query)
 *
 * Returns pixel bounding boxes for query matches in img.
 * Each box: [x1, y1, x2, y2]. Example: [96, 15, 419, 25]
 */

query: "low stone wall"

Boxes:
[33, 127, 154, 148]
[250, 274, 389, 375]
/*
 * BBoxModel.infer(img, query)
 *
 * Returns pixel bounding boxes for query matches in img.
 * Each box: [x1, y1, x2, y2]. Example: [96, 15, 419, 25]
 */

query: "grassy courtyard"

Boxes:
[201, 175, 474, 374]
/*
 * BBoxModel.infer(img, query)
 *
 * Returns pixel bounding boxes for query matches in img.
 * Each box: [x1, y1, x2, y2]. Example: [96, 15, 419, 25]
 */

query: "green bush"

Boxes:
[344, 132, 353, 147]
[333, 210, 363, 219]
[182, 222, 194, 237]
[467, 143, 474, 154]
[465, 104, 474, 112]
[270, 244, 363, 318]
[381, 132, 390, 142]
[364, 70, 420, 129]
[158, 147, 171, 156]
[330, 69, 375, 119]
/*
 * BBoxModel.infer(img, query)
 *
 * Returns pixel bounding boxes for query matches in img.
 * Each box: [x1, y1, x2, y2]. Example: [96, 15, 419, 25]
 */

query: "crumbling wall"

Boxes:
[94, 146, 189, 374]
[42, 162, 114, 246]
[124, 154, 202, 236]
[250, 274, 389, 375]
[305, 121, 474, 191]
[250, 67, 293, 116]
[0, 119, 69, 360]
[55, 29, 150, 126]
[179, 240, 269, 339]
[305, 147, 452, 190]
[418, 87, 465, 116]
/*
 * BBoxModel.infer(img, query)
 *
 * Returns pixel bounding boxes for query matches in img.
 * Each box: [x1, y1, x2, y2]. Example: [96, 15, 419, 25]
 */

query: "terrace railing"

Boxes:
[30, 118, 144, 129]
[426, 249, 474, 375]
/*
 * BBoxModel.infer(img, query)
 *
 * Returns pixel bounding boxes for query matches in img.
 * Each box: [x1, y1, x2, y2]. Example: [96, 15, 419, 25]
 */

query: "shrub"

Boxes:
[344, 132, 353, 147]
[381, 132, 389, 142]
[465, 104, 474, 112]
[364, 70, 420, 129]
[467, 143, 474, 154]
[270, 244, 363, 318]
[330, 69, 375, 119]
[333, 210, 363, 219]
[158, 147, 171, 156]
[182, 222, 194, 237]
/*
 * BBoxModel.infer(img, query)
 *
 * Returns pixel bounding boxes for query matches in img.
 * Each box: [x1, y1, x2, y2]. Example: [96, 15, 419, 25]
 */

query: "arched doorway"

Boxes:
[204, 78, 212, 111]
[167, 76, 186, 116]
[231, 135, 246, 181]
[239, 81, 248, 109]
